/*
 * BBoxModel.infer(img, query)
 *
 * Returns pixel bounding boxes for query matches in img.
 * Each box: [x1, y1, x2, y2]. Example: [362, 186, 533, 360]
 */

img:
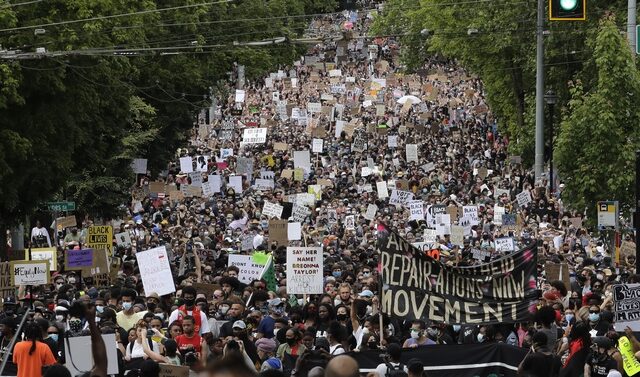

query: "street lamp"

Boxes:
[544, 90, 559, 193]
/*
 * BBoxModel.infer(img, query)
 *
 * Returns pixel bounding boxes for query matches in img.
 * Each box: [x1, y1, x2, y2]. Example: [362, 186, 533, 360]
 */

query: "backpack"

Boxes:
[385, 362, 408, 377]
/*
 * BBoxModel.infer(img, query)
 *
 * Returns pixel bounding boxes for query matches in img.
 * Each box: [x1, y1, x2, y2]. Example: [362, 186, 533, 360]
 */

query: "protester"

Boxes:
[12, 322, 56, 377]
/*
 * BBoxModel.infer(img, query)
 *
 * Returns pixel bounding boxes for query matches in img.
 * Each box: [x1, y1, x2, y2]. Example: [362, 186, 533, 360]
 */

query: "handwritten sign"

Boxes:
[65, 249, 94, 270]
[516, 190, 532, 207]
[494, 237, 515, 253]
[227, 254, 266, 284]
[29, 248, 57, 271]
[262, 201, 284, 219]
[389, 190, 414, 206]
[136, 246, 175, 296]
[242, 128, 267, 144]
[159, 364, 189, 377]
[409, 200, 424, 221]
[613, 284, 640, 331]
[86, 225, 113, 256]
[11, 260, 49, 286]
[287, 247, 324, 294]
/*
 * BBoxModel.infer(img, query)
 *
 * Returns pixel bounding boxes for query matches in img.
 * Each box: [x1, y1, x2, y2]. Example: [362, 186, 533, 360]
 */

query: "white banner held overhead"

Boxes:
[242, 128, 267, 144]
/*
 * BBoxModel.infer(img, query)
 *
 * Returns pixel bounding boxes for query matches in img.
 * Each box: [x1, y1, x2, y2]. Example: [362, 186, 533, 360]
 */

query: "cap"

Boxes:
[232, 320, 246, 329]
[267, 298, 284, 307]
[358, 290, 374, 298]
[54, 305, 69, 312]
[147, 292, 160, 301]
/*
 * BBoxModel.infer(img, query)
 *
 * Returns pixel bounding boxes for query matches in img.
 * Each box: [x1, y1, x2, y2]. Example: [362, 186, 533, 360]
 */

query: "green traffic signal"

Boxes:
[549, 0, 585, 21]
[560, 0, 578, 11]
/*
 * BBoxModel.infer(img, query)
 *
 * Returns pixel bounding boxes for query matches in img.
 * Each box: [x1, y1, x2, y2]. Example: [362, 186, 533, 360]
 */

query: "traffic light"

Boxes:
[549, 0, 586, 21]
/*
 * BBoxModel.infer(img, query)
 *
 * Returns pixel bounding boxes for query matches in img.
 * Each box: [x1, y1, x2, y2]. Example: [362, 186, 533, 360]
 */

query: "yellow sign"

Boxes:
[619, 336, 640, 376]
[86, 226, 113, 256]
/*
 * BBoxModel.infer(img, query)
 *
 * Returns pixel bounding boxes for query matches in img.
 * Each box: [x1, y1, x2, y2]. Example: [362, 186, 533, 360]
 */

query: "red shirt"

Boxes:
[175, 333, 202, 355]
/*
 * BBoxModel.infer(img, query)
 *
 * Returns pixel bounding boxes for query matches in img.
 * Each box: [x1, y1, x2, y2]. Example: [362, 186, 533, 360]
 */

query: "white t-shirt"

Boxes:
[126, 339, 160, 359]
[375, 362, 408, 377]
[329, 343, 345, 355]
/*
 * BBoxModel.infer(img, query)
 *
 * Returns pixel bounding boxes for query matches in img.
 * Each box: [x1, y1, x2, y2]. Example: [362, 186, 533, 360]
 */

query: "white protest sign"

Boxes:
[451, 226, 465, 247]
[288, 223, 302, 240]
[427, 205, 448, 227]
[389, 190, 414, 206]
[131, 159, 148, 174]
[516, 190, 533, 207]
[188, 172, 203, 187]
[242, 128, 267, 144]
[29, 248, 57, 271]
[494, 237, 516, 253]
[376, 181, 389, 199]
[136, 246, 175, 296]
[409, 200, 424, 221]
[335, 120, 345, 137]
[293, 150, 311, 171]
[493, 205, 506, 225]
[179, 156, 193, 173]
[235, 89, 245, 103]
[463, 206, 479, 225]
[228, 254, 265, 284]
[424, 229, 438, 243]
[406, 144, 418, 162]
[208, 175, 222, 193]
[229, 176, 243, 193]
[312, 138, 324, 153]
[345, 215, 355, 230]
[290, 204, 311, 223]
[220, 148, 234, 159]
[613, 284, 640, 331]
[263, 201, 284, 219]
[10, 260, 49, 286]
[115, 232, 132, 248]
[364, 204, 378, 220]
[254, 179, 275, 191]
[65, 334, 119, 375]
[307, 102, 322, 113]
[287, 247, 324, 294]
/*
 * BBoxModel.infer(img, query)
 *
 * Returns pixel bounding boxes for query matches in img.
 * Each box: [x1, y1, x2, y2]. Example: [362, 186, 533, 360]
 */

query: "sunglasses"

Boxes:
[589, 310, 600, 314]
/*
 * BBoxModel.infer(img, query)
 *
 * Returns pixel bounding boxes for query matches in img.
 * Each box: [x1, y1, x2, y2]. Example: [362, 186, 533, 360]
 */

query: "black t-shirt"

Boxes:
[0, 335, 17, 375]
[521, 352, 562, 377]
[587, 354, 618, 377]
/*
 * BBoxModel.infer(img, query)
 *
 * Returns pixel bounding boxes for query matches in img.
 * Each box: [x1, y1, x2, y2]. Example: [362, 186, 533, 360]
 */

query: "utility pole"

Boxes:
[534, 0, 545, 183]
[629, 0, 637, 55]
[636, 150, 640, 272]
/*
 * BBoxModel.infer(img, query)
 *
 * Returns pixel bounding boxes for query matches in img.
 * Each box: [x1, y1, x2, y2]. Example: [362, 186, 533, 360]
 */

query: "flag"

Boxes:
[260, 254, 278, 292]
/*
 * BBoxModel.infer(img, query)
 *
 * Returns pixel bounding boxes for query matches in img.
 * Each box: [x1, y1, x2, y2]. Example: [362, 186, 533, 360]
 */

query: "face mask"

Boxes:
[273, 328, 280, 337]
[427, 328, 438, 337]
[147, 303, 157, 311]
[48, 334, 58, 342]
[68, 277, 76, 284]
[336, 314, 347, 322]
[332, 271, 342, 278]
[565, 314, 574, 323]
[286, 338, 296, 346]
[589, 313, 600, 322]
[362, 272, 370, 277]
[452, 325, 461, 332]
[219, 306, 229, 315]
[122, 302, 132, 311]
[184, 299, 195, 307]
[96, 305, 104, 314]
[56, 283, 64, 289]
[410, 330, 420, 339]
[56, 315, 65, 322]
[477, 333, 485, 343]
[69, 319, 82, 333]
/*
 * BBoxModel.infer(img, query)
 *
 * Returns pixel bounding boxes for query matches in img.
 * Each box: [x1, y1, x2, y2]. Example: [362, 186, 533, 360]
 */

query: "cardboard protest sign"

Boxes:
[89, 249, 110, 276]
[29, 248, 57, 271]
[380, 226, 537, 324]
[158, 364, 190, 377]
[149, 181, 165, 194]
[56, 215, 77, 231]
[268, 219, 288, 246]
[274, 142, 288, 151]
[613, 284, 640, 331]
[544, 262, 570, 290]
[0, 262, 13, 299]
[263, 201, 284, 219]
[65, 249, 94, 270]
[136, 246, 175, 296]
[287, 247, 324, 294]
[451, 226, 465, 247]
[11, 260, 49, 286]
[228, 254, 266, 284]
[86, 225, 113, 256]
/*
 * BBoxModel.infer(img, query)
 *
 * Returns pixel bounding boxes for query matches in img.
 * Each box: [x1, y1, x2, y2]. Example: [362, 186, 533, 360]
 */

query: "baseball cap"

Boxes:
[232, 320, 246, 329]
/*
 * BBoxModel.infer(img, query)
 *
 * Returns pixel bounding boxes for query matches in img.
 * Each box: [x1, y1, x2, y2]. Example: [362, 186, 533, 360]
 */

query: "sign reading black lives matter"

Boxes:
[379, 225, 537, 324]
[613, 284, 640, 331]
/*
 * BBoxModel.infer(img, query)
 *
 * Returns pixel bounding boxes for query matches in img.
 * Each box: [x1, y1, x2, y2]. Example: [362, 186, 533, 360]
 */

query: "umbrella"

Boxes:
[397, 95, 422, 105]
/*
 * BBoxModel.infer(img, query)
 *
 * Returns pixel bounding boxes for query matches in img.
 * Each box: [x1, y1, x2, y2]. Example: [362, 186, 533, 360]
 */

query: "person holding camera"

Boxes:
[175, 316, 203, 361]
[124, 320, 160, 371]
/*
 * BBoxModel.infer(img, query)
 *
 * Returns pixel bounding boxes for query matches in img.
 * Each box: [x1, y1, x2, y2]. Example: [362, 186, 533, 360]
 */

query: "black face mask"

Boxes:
[147, 302, 157, 311]
[336, 314, 348, 322]
[184, 298, 195, 307]
[286, 338, 296, 346]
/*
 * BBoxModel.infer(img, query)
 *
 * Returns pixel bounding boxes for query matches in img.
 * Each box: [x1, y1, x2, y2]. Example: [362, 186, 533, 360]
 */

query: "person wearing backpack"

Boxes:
[374, 343, 408, 377]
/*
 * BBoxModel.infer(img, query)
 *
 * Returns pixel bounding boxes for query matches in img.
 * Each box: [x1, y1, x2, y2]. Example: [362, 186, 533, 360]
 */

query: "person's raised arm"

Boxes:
[86, 305, 107, 377]
[350, 298, 360, 332]
[193, 248, 202, 283]
[139, 329, 167, 363]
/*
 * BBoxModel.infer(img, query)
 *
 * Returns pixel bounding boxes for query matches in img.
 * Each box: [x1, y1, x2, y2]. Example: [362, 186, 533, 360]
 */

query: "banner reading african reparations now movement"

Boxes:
[379, 225, 538, 324]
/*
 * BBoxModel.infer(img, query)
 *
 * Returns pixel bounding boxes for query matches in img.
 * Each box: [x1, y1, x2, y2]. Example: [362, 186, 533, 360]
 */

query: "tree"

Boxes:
[555, 14, 640, 218]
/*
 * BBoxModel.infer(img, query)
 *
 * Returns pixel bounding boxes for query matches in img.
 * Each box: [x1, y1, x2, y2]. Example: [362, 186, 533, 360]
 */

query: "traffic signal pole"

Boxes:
[534, 0, 545, 183]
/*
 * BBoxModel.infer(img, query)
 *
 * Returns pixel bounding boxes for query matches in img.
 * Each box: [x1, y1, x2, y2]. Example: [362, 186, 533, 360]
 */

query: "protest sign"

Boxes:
[11, 260, 49, 286]
[293, 150, 311, 171]
[451, 226, 464, 247]
[463, 206, 479, 224]
[228, 254, 266, 284]
[65, 249, 94, 270]
[471, 248, 492, 263]
[263, 201, 284, 219]
[387, 135, 398, 148]
[405, 144, 418, 162]
[345, 215, 355, 230]
[287, 247, 324, 294]
[29, 248, 57, 271]
[89, 249, 109, 276]
[148, 181, 165, 194]
[288, 223, 302, 240]
[544, 262, 570, 290]
[131, 158, 148, 174]
[427, 205, 447, 227]
[516, 190, 532, 207]
[86, 225, 113, 256]
[0, 262, 13, 299]
[242, 128, 267, 144]
[159, 364, 190, 377]
[379, 226, 537, 324]
[389, 190, 414, 206]
[613, 284, 640, 331]
[228, 176, 243, 193]
[136, 246, 175, 296]
[179, 156, 193, 173]
[254, 179, 275, 191]
[268, 219, 288, 246]
[56, 215, 77, 231]
[312, 138, 324, 153]
[208, 175, 222, 193]
[619, 336, 640, 376]
[495, 237, 516, 253]
[409, 200, 424, 221]
[65, 334, 119, 375]
[364, 204, 378, 221]
[290, 204, 311, 223]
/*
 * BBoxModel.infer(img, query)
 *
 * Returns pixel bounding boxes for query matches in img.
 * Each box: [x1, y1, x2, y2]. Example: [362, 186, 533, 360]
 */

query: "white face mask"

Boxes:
[67, 277, 76, 284]
[410, 330, 420, 339]
[477, 333, 485, 343]
[273, 328, 280, 337]
[55, 314, 65, 322]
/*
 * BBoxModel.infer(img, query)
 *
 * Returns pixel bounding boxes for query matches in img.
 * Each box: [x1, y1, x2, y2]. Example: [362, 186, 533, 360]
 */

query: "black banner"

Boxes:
[350, 343, 528, 377]
[379, 225, 538, 324]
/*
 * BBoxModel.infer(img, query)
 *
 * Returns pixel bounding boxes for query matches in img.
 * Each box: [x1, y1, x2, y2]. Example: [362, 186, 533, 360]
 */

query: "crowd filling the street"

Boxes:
[2, 2, 640, 377]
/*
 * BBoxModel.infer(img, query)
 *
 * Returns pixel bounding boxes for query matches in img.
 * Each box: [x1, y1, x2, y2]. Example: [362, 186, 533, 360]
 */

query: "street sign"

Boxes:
[597, 201, 619, 230]
[637, 25, 640, 55]
[47, 201, 75, 212]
